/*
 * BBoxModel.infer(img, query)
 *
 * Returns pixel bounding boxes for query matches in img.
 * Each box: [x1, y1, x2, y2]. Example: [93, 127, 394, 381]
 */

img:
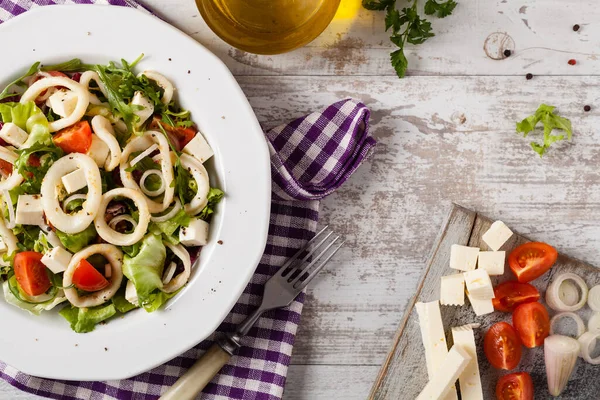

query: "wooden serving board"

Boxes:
[369, 204, 600, 400]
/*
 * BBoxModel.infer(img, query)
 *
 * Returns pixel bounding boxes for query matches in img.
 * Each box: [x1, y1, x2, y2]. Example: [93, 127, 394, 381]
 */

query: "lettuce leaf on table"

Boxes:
[516, 104, 573, 157]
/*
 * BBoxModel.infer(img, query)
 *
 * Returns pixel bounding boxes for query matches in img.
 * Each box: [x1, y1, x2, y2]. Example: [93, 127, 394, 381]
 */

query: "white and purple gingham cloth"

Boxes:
[0, 2, 376, 399]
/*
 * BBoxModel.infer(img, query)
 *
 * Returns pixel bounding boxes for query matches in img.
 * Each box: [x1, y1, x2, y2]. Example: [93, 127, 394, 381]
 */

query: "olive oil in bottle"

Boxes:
[196, 0, 342, 55]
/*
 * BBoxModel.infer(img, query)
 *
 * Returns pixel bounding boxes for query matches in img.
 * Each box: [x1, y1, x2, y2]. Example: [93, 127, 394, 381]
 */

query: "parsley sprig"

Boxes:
[362, 0, 457, 78]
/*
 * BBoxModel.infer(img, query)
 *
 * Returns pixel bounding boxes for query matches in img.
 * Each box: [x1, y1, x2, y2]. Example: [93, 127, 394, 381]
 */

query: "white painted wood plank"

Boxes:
[141, 0, 600, 76]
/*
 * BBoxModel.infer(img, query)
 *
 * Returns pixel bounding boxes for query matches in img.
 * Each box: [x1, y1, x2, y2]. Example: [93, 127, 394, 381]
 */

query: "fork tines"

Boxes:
[279, 225, 345, 290]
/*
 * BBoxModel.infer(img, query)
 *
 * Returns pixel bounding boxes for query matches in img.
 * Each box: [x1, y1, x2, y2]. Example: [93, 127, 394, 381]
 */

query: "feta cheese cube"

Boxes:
[450, 244, 480, 271]
[467, 293, 494, 316]
[0, 237, 6, 252]
[47, 90, 78, 118]
[183, 133, 214, 164]
[179, 218, 209, 246]
[0, 122, 28, 148]
[87, 135, 110, 167]
[125, 280, 139, 306]
[41, 247, 72, 274]
[478, 251, 505, 276]
[131, 91, 154, 127]
[61, 169, 87, 194]
[440, 274, 465, 306]
[15, 194, 44, 226]
[482, 221, 513, 251]
[464, 269, 495, 300]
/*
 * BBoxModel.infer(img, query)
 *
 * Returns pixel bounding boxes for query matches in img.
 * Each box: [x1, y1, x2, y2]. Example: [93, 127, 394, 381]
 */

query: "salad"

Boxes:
[0, 56, 223, 333]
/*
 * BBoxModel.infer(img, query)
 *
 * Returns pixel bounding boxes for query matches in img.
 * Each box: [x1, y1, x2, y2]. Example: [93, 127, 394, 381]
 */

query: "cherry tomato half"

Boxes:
[493, 281, 540, 312]
[496, 372, 534, 400]
[53, 120, 92, 154]
[512, 302, 550, 348]
[508, 242, 558, 282]
[72, 259, 109, 292]
[484, 322, 523, 370]
[14, 251, 51, 296]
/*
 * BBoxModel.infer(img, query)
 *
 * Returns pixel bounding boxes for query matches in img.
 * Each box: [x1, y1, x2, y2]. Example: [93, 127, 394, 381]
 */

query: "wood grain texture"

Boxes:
[370, 205, 600, 399]
[141, 0, 600, 77]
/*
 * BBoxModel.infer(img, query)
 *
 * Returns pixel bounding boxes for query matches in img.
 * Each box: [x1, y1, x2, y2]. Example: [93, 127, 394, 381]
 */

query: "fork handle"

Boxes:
[160, 343, 231, 400]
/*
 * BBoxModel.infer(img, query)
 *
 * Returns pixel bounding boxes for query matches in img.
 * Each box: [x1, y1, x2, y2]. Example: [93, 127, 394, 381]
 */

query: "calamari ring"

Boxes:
[91, 115, 122, 171]
[63, 244, 123, 308]
[180, 153, 210, 215]
[0, 147, 23, 191]
[41, 154, 102, 234]
[20, 76, 90, 132]
[0, 216, 18, 267]
[79, 71, 108, 105]
[138, 71, 174, 104]
[162, 243, 191, 293]
[94, 188, 150, 246]
[120, 131, 174, 213]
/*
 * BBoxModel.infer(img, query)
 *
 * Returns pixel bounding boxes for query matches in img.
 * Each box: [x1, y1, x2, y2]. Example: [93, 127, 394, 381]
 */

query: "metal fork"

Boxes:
[161, 226, 344, 400]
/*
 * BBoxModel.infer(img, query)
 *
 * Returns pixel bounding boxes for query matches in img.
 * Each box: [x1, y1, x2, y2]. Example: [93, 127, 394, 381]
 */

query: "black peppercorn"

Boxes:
[573, 24, 580, 31]
[526, 73, 533, 80]
[584, 105, 591, 112]
[503, 49, 511, 57]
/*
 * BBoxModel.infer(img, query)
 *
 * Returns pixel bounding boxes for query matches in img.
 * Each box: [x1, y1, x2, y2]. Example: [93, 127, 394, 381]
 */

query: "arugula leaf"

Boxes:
[12, 225, 42, 251]
[198, 188, 225, 221]
[424, 0, 457, 18]
[14, 142, 63, 194]
[41, 58, 91, 73]
[516, 104, 573, 157]
[363, 0, 456, 78]
[0, 62, 40, 101]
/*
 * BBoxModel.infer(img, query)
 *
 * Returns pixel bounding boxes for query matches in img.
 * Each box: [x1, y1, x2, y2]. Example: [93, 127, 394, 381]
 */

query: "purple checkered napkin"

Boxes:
[0, 61, 374, 400]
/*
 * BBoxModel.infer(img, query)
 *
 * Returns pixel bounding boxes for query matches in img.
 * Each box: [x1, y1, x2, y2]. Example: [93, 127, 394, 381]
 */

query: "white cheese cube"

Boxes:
[477, 251, 505, 276]
[0, 237, 6, 252]
[179, 218, 209, 246]
[450, 244, 479, 271]
[440, 274, 465, 306]
[87, 135, 110, 167]
[15, 194, 44, 226]
[125, 280, 139, 306]
[61, 168, 87, 194]
[451, 326, 484, 400]
[41, 247, 72, 274]
[0, 122, 28, 148]
[482, 221, 513, 251]
[464, 269, 495, 300]
[416, 345, 471, 400]
[47, 90, 78, 118]
[131, 91, 154, 127]
[183, 133, 214, 164]
[467, 293, 494, 316]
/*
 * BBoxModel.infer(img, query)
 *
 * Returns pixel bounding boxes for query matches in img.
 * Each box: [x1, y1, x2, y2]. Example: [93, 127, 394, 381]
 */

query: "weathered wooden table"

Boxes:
[2, 0, 600, 398]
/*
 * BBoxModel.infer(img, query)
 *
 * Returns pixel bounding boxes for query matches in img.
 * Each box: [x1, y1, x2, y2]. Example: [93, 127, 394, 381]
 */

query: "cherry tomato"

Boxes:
[484, 322, 523, 370]
[72, 259, 109, 292]
[508, 242, 558, 282]
[148, 117, 196, 150]
[492, 281, 540, 312]
[14, 251, 51, 296]
[0, 158, 13, 177]
[496, 372, 534, 400]
[512, 302, 550, 348]
[53, 121, 92, 154]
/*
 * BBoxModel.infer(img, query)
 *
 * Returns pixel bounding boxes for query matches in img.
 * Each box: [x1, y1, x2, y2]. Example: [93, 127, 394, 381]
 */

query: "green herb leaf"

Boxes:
[424, 0, 457, 18]
[198, 188, 225, 221]
[516, 103, 573, 157]
[41, 58, 90, 73]
[390, 49, 409, 78]
[362, 0, 395, 11]
[0, 62, 40, 101]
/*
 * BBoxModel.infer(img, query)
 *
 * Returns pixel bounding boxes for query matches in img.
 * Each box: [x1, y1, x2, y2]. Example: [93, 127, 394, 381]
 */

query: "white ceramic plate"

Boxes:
[0, 5, 271, 380]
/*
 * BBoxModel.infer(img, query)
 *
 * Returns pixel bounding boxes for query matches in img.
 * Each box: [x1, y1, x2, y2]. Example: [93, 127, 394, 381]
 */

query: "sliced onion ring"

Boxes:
[550, 312, 585, 338]
[151, 199, 182, 223]
[108, 214, 138, 231]
[91, 115, 122, 171]
[180, 153, 210, 215]
[20, 76, 90, 132]
[546, 273, 589, 312]
[120, 131, 174, 213]
[0, 147, 23, 191]
[578, 331, 600, 364]
[130, 144, 158, 168]
[588, 285, 600, 312]
[62, 194, 87, 213]
[41, 153, 102, 234]
[0, 215, 18, 267]
[589, 313, 600, 334]
[94, 188, 150, 246]
[63, 244, 123, 308]
[558, 279, 580, 307]
[140, 169, 166, 197]
[162, 243, 191, 294]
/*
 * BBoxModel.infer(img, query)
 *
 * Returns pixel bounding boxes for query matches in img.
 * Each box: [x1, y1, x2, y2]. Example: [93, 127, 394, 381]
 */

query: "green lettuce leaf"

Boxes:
[516, 104, 573, 157]
[56, 224, 97, 253]
[122, 234, 166, 312]
[198, 188, 224, 221]
[142, 289, 179, 313]
[2, 281, 66, 316]
[112, 289, 138, 314]
[148, 209, 190, 245]
[59, 303, 116, 333]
